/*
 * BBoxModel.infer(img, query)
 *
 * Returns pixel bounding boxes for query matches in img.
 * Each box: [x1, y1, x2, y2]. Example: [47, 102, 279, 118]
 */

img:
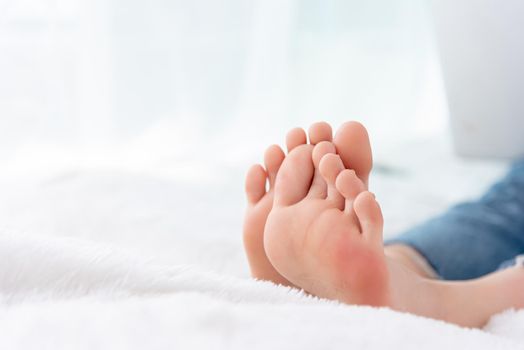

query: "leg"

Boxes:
[387, 257, 524, 328]
[264, 142, 524, 327]
[387, 159, 524, 280]
[436, 266, 524, 327]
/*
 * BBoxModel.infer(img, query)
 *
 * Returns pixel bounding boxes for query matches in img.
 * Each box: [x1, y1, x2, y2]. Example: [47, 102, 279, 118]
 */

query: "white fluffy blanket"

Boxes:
[1, 234, 523, 349]
[0, 135, 523, 349]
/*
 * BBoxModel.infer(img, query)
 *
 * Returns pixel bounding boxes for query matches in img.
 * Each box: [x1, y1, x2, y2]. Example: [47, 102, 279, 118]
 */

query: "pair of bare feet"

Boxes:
[243, 121, 524, 328]
[243, 121, 389, 304]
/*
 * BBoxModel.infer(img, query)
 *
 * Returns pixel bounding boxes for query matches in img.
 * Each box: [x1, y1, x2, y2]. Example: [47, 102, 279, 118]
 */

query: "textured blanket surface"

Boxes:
[1, 234, 523, 350]
[0, 135, 523, 349]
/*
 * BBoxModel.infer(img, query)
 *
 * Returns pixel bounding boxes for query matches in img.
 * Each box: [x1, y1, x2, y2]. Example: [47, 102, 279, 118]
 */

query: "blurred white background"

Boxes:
[0, 0, 448, 180]
[2, 0, 507, 274]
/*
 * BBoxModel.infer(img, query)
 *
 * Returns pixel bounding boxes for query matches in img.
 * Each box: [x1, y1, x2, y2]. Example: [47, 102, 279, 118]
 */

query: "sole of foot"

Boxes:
[264, 141, 390, 306]
[243, 122, 331, 285]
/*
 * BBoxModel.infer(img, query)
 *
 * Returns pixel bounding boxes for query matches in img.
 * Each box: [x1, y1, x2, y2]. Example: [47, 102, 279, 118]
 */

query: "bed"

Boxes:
[0, 133, 522, 349]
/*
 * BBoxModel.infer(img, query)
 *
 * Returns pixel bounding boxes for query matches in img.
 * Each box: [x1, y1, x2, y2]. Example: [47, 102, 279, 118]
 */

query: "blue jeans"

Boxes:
[387, 159, 524, 280]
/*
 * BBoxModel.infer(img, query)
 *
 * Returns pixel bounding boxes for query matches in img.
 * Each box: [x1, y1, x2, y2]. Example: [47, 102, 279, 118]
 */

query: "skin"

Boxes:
[243, 121, 524, 328]
[243, 121, 372, 285]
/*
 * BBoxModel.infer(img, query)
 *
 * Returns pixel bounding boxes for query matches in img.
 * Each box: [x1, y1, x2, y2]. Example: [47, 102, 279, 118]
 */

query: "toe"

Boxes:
[245, 164, 267, 204]
[335, 169, 366, 222]
[319, 153, 345, 208]
[308, 121, 333, 145]
[354, 191, 384, 244]
[308, 141, 336, 198]
[274, 144, 315, 206]
[335, 169, 366, 209]
[333, 121, 373, 187]
[286, 128, 307, 153]
[264, 145, 285, 189]
[312, 141, 336, 168]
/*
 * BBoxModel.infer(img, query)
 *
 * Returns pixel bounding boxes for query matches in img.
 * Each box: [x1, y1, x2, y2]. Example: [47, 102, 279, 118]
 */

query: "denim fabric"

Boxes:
[386, 159, 524, 280]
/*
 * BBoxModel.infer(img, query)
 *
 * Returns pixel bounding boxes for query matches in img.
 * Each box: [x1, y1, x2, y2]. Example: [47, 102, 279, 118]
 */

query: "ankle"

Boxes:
[385, 245, 438, 279]
[385, 257, 445, 319]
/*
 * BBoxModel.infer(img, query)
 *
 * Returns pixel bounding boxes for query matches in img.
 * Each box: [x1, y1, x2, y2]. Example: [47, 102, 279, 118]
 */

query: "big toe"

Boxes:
[274, 144, 315, 207]
[333, 121, 373, 187]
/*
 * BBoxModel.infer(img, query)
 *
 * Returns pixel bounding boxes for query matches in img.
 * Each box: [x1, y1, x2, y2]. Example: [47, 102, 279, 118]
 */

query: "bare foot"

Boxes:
[243, 122, 336, 285]
[264, 142, 390, 305]
[264, 140, 524, 327]
[243, 121, 375, 285]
